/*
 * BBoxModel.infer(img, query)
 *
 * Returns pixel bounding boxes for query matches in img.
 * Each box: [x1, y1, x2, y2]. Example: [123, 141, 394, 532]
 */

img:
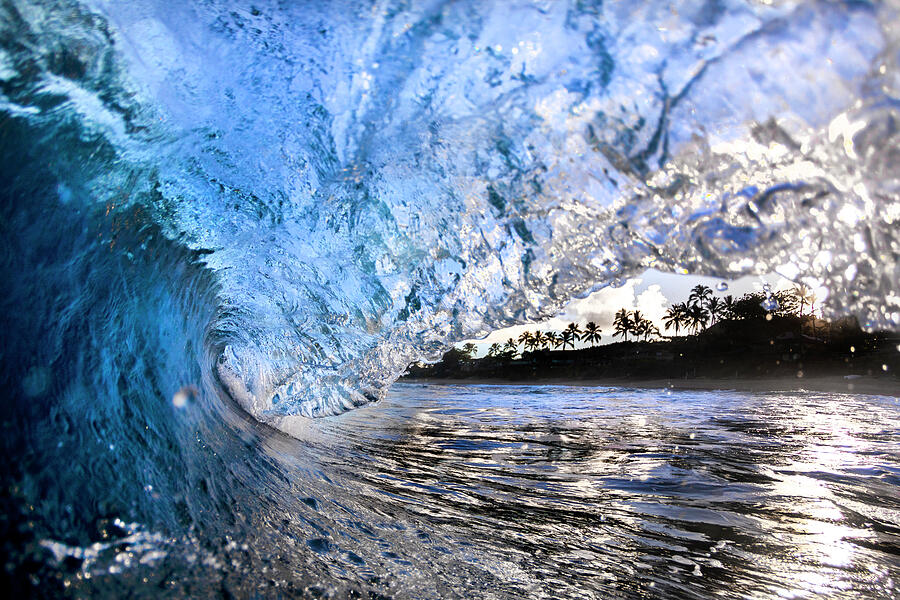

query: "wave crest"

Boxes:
[3, 0, 898, 421]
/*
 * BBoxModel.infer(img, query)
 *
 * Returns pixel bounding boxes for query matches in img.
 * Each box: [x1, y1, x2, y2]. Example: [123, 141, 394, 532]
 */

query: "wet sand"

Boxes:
[399, 375, 900, 397]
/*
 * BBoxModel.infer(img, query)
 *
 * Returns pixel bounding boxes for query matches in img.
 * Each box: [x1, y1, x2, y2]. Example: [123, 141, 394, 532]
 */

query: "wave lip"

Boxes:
[3, 0, 899, 422]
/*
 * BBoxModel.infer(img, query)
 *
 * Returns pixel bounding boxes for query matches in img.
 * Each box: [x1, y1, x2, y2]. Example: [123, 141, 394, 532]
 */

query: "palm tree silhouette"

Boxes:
[613, 308, 633, 341]
[720, 295, 735, 321]
[545, 331, 561, 349]
[631, 310, 644, 339]
[688, 284, 713, 310]
[687, 303, 709, 334]
[560, 329, 576, 349]
[518, 331, 533, 352]
[707, 296, 723, 324]
[581, 322, 602, 347]
[533, 330, 548, 351]
[663, 303, 688, 336]
[504, 338, 518, 358]
[564, 322, 582, 345]
[461, 342, 477, 358]
[631, 311, 657, 341]
[526, 332, 542, 353]
[487, 343, 501, 357]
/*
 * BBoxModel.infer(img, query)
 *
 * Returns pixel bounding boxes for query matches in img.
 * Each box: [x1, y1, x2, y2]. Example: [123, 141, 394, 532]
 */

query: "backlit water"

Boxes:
[25, 383, 899, 598]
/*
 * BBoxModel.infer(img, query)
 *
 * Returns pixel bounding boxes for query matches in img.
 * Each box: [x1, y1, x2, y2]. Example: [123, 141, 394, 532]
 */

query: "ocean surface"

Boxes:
[7, 382, 900, 598]
[2, 0, 900, 597]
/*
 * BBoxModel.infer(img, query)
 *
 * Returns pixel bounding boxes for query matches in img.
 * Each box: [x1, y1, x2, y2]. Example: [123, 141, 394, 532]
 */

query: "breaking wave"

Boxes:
[3, 0, 898, 422]
[3, 1, 900, 597]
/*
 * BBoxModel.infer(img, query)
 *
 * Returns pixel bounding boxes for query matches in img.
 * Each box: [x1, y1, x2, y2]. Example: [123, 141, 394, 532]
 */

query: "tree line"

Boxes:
[460, 283, 819, 359]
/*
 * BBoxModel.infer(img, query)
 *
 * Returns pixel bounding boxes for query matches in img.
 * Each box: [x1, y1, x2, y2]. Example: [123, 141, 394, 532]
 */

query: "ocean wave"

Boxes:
[2, 0, 898, 422]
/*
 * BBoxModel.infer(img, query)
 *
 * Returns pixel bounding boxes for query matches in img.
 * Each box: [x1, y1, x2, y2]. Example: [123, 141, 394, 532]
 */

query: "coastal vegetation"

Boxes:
[403, 284, 899, 383]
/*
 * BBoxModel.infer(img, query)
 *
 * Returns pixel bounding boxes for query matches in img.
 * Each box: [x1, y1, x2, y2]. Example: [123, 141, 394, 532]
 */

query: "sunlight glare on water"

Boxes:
[249, 383, 900, 599]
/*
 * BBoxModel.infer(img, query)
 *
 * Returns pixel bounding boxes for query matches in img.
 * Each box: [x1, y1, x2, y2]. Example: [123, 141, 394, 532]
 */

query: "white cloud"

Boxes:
[462, 269, 811, 356]
[476, 278, 671, 351]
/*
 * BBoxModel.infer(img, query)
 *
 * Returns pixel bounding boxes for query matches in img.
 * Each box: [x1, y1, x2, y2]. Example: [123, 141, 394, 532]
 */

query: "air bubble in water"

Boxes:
[716, 282, 728, 291]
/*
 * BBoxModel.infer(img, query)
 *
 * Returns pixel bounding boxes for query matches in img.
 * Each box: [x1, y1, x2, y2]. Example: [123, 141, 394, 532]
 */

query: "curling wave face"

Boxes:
[3, 1, 900, 597]
[2, 0, 899, 423]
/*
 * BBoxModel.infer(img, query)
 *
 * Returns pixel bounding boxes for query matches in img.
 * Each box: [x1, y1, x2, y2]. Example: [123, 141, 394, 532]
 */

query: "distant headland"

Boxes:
[402, 285, 900, 394]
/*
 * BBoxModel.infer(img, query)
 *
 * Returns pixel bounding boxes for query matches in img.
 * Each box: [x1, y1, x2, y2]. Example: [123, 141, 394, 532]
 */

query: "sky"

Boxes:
[459, 269, 805, 357]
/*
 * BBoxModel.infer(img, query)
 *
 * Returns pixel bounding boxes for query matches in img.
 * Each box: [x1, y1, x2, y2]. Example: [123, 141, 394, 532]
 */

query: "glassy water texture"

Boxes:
[308, 384, 900, 599]
[2, 0, 900, 596]
[1, 0, 898, 421]
[25, 384, 899, 599]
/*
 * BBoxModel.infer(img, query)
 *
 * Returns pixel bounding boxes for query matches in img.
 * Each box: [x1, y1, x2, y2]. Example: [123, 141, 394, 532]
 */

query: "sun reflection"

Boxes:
[760, 395, 886, 597]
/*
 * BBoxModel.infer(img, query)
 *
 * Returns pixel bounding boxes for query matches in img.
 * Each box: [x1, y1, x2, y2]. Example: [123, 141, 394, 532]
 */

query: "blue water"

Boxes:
[1, 0, 900, 597]
[9, 382, 900, 598]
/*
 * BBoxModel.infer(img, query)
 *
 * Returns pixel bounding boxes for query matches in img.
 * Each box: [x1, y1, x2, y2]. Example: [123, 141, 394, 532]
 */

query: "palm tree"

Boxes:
[707, 296, 723, 324]
[581, 322, 602, 347]
[632, 310, 645, 328]
[560, 329, 576, 349]
[564, 322, 582, 346]
[631, 312, 657, 341]
[663, 303, 688, 336]
[518, 331, 533, 352]
[688, 284, 713, 310]
[545, 331, 561, 349]
[687, 303, 709, 334]
[461, 342, 478, 358]
[532, 330, 547, 351]
[504, 338, 518, 358]
[720, 295, 736, 321]
[524, 332, 539, 353]
[633, 317, 649, 340]
[613, 308, 633, 341]
[487, 343, 501, 357]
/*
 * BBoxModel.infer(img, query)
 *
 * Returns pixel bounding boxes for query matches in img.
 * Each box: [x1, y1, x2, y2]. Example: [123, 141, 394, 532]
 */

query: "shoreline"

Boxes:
[397, 374, 900, 397]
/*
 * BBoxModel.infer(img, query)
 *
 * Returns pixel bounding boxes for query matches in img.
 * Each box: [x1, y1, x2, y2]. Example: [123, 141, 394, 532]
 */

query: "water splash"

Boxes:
[2, 0, 899, 421]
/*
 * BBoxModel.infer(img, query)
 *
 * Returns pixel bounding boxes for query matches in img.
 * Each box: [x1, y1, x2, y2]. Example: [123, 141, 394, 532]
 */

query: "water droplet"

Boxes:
[172, 385, 198, 408]
[716, 282, 728, 291]
[882, 364, 889, 371]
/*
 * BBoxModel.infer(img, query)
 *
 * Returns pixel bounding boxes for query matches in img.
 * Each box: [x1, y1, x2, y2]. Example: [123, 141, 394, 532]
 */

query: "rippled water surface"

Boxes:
[3, 1, 900, 597]
[305, 384, 900, 599]
[25, 383, 898, 599]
